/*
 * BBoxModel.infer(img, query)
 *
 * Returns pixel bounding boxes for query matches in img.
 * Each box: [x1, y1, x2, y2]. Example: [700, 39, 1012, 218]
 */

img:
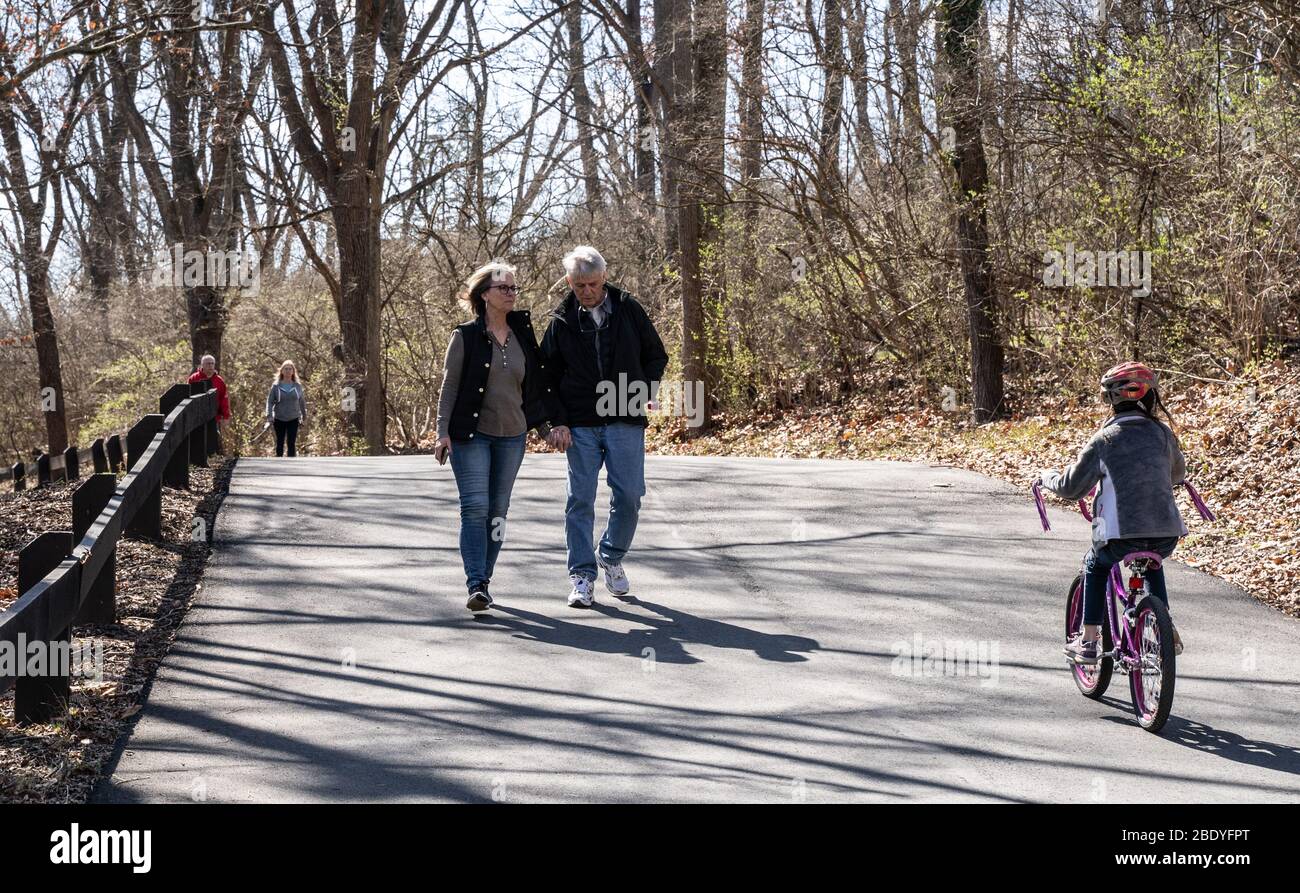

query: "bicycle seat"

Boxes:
[1122, 551, 1164, 572]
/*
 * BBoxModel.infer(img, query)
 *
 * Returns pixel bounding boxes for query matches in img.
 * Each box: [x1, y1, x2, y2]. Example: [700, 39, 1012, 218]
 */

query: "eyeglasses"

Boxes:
[490, 284, 520, 295]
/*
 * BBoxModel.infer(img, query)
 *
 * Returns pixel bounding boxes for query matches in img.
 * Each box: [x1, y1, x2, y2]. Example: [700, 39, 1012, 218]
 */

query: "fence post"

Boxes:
[73, 473, 117, 626]
[188, 378, 220, 457]
[125, 414, 164, 539]
[14, 532, 75, 725]
[188, 380, 210, 467]
[35, 452, 51, 488]
[106, 434, 125, 473]
[63, 445, 79, 481]
[11, 461, 24, 491]
[160, 384, 191, 489]
[91, 438, 109, 474]
[209, 390, 221, 455]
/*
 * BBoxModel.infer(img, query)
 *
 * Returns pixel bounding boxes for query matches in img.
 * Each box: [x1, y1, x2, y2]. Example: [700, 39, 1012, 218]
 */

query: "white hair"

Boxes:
[563, 246, 607, 278]
[200, 354, 216, 365]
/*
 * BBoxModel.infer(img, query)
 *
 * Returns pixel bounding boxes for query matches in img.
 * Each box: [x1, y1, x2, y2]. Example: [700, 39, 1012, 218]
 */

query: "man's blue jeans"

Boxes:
[450, 431, 527, 591]
[565, 423, 645, 580]
[1082, 536, 1179, 625]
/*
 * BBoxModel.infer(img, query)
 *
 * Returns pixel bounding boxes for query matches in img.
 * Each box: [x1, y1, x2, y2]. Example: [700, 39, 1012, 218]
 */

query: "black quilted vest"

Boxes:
[447, 310, 561, 441]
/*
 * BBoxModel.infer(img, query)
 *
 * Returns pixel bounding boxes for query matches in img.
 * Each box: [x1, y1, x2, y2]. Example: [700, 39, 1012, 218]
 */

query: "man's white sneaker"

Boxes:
[567, 574, 595, 608]
[597, 557, 630, 595]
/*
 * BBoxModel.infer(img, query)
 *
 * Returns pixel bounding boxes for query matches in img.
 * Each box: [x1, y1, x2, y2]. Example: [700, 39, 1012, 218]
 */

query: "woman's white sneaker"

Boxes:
[567, 575, 595, 608]
[597, 557, 630, 595]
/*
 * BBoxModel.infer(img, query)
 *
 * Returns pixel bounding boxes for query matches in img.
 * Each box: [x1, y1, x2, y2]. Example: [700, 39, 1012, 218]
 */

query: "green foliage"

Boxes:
[82, 340, 191, 439]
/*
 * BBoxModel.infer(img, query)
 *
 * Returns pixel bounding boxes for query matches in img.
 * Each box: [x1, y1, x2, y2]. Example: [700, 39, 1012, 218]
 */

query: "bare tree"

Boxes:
[938, 0, 1004, 421]
[0, 51, 89, 453]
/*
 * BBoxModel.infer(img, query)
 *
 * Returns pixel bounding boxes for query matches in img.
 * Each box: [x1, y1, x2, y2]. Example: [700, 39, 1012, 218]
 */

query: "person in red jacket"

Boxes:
[188, 354, 232, 449]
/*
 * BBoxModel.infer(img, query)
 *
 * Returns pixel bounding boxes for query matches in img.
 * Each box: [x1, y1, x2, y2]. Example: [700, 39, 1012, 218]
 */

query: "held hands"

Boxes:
[435, 436, 452, 465]
[546, 425, 572, 452]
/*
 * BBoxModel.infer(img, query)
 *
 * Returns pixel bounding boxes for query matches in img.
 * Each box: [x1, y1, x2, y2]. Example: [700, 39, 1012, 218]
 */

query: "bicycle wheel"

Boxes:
[1065, 573, 1112, 698]
[1129, 594, 1177, 733]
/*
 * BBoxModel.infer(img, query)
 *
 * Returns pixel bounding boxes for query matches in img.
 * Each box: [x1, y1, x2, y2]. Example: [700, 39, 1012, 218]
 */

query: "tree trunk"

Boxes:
[818, 0, 845, 186]
[889, 0, 924, 171]
[654, 0, 689, 263]
[939, 0, 1005, 422]
[696, 0, 726, 426]
[738, 0, 766, 304]
[186, 277, 225, 369]
[564, 0, 602, 209]
[846, 0, 880, 172]
[626, 0, 656, 202]
[25, 253, 69, 454]
[334, 187, 384, 453]
[0, 68, 76, 455]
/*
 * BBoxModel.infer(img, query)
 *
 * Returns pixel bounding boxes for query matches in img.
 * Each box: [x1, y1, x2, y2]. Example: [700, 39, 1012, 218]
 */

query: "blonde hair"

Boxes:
[459, 260, 516, 317]
[273, 360, 298, 385]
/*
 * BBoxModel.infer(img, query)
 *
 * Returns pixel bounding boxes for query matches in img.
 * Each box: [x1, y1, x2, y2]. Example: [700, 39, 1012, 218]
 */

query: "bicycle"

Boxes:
[1032, 479, 1214, 733]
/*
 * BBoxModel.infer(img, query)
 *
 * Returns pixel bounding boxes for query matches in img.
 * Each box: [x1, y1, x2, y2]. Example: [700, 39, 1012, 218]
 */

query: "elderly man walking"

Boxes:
[541, 246, 669, 607]
[188, 354, 232, 450]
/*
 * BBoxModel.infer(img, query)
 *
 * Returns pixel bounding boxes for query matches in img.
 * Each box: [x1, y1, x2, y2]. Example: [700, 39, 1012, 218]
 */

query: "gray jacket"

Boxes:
[266, 381, 307, 422]
[1041, 410, 1187, 546]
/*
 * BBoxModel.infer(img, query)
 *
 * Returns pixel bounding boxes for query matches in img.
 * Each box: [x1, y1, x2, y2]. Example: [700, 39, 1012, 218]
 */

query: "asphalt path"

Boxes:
[96, 454, 1300, 803]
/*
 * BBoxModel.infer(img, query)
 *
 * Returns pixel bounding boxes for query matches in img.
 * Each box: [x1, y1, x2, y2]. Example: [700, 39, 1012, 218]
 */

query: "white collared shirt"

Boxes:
[584, 290, 611, 327]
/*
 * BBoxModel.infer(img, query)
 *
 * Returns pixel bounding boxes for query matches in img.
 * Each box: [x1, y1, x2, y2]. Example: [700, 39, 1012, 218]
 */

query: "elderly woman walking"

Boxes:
[436, 260, 563, 612]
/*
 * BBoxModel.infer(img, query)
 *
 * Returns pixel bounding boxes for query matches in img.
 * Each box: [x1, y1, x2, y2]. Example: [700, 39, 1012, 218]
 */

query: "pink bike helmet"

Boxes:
[1100, 361, 1157, 405]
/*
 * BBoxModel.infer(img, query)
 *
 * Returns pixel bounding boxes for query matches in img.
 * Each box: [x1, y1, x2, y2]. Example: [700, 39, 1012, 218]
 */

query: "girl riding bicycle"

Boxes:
[1037, 362, 1188, 664]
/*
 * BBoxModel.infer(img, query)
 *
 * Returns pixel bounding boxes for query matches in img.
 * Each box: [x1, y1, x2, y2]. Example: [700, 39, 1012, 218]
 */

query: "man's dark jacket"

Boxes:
[539, 285, 669, 428]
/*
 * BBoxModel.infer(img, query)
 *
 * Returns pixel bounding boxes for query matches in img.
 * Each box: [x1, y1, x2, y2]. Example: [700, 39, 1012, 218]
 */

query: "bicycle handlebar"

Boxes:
[1032, 481, 1091, 532]
[1031, 481, 1053, 532]
[1182, 479, 1216, 522]
[1032, 479, 1214, 532]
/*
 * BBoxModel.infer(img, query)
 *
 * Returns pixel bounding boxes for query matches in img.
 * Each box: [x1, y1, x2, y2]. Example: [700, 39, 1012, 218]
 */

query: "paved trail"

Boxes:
[97, 455, 1300, 803]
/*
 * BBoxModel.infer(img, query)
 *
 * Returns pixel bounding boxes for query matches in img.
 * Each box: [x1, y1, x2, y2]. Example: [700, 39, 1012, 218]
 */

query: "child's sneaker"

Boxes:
[1064, 636, 1100, 665]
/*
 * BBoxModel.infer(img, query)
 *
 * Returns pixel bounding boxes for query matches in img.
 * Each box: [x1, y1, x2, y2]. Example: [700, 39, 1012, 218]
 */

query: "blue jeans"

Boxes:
[565, 423, 645, 580]
[1082, 536, 1179, 625]
[450, 431, 527, 591]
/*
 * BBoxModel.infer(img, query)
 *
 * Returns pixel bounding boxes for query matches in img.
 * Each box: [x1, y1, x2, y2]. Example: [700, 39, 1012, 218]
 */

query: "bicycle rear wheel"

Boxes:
[1129, 594, 1177, 733]
[1066, 573, 1112, 698]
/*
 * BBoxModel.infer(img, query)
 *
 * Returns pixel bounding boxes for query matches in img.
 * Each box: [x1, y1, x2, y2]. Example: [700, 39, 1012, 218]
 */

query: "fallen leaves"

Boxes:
[648, 360, 1300, 618]
[0, 460, 235, 803]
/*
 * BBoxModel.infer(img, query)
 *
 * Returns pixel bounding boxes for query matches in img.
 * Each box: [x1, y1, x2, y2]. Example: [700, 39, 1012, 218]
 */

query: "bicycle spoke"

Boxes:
[1137, 612, 1163, 717]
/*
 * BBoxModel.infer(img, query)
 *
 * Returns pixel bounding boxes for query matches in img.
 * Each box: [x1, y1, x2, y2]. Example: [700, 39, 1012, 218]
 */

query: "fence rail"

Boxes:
[1, 436, 130, 489]
[0, 380, 219, 724]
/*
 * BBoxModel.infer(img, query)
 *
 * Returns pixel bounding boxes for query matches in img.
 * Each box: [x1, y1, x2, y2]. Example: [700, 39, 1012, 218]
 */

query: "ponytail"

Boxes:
[1137, 388, 1177, 432]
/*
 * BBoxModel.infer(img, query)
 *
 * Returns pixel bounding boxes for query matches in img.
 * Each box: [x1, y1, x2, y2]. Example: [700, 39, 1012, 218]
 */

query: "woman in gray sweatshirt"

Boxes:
[266, 360, 308, 457]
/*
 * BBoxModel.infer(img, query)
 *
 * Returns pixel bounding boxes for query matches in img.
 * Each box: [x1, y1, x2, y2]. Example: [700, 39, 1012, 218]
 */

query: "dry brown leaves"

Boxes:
[0, 460, 234, 803]
[648, 361, 1300, 618]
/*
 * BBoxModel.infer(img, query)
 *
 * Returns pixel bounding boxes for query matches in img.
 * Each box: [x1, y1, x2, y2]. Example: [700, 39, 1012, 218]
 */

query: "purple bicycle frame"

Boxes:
[1103, 551, 1166, 667]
